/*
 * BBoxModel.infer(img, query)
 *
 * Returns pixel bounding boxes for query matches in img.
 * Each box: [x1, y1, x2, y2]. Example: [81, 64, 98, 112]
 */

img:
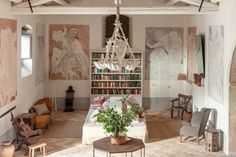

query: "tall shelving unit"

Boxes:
[90, 50, 143, 104]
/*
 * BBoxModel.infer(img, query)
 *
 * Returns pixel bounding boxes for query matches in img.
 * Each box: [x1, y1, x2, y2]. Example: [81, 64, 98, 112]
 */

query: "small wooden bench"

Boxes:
[28, 143, 46, 157]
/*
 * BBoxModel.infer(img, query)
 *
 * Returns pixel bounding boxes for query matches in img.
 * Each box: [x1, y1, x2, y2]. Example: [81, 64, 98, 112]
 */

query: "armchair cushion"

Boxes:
[33, 103, 49, 115]
[35, 115, 50, 129]
[180, 125, 200, 137]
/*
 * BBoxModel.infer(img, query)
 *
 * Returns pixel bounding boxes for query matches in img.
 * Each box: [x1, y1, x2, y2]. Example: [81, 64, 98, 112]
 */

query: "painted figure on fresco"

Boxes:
[145, 27, 183, 80]
[49, 25, 89, 80]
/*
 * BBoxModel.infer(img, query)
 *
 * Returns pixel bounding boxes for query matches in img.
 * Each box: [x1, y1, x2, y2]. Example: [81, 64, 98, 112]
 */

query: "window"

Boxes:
[21, 24, 33, 77]
[21, 34, 32, 59]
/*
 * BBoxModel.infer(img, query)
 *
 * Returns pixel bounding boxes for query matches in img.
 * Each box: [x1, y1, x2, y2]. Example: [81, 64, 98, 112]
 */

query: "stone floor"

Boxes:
[14, 110, 227, 157]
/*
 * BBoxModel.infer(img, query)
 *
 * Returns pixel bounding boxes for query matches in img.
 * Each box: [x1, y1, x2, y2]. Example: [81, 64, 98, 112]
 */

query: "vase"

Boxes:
[111, 135, 127, 145]
[0, 141, 15, 157]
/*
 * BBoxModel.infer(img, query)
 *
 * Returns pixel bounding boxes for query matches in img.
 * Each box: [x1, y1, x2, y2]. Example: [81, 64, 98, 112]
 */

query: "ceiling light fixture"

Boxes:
[94, 0, 139, 71]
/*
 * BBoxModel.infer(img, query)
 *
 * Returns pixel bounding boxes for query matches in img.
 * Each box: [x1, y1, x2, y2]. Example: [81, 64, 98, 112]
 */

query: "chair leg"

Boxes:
[179, 135, 183, 143]
[171, 109, 173, 118]
[197, 137, 200, 145]
[178, 110, 180, 116]
[181, 110, 184, 120]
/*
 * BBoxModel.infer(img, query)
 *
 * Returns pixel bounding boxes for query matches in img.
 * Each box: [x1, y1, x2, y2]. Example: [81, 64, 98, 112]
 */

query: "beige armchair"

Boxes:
[170, 94, 192, 120]
[180, 108, 211, 144]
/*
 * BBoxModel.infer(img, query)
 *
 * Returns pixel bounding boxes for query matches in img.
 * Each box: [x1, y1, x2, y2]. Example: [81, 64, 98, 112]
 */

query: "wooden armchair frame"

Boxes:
[10, 113, 42, 153]
[170, 94, 192, 120]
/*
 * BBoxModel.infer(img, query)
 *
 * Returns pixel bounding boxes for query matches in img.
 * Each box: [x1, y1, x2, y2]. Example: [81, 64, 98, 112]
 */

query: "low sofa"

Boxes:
[29, 98, 54, 130]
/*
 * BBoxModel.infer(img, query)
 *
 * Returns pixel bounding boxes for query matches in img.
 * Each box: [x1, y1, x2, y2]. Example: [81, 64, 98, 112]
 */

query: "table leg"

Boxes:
[93, 148, 95, 157]
[43, 146, 46, 156]
[29, 148, 31, 157]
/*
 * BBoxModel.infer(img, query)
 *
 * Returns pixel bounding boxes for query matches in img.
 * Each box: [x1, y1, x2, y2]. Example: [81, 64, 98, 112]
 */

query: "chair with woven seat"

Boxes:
[170, 94, 192, 120]
[179, 108, 211, 144]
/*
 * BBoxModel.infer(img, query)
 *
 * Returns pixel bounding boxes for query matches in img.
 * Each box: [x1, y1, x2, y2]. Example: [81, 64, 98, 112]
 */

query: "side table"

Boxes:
[205, 129, 220, 152]
[93, 137, 145, 157]
[17, 113, 37, 129]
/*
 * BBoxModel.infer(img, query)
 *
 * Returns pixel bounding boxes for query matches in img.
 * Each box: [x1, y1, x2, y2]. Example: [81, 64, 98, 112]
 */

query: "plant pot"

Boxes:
[111, 135, 127, 145]
[0, 141, 15, 157]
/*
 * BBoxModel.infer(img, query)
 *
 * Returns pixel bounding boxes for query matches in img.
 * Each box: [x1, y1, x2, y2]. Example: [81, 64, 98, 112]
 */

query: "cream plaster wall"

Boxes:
[0, 0, 46, 139]
[44, 15, 192, 104]
[188, 0, 236, 155]
[1, 0, 235, 155]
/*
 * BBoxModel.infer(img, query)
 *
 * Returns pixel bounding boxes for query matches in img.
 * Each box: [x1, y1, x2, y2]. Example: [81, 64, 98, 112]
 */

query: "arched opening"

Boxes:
[21, 24, 33, 77]
[229, 46, 236, 155]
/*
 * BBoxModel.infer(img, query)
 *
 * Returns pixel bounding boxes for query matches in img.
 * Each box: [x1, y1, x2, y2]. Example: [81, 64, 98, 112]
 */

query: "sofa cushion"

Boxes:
[33, 103, 49, 115]
[92, 96, 107, 107]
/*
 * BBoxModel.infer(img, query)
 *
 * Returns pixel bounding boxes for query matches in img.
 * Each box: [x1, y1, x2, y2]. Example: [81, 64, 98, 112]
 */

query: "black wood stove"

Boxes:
[64, 86, 75, 112]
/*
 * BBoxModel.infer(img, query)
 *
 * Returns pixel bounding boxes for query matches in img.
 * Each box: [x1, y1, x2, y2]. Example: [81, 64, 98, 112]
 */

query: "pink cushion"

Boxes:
[92, 96, 106, 107]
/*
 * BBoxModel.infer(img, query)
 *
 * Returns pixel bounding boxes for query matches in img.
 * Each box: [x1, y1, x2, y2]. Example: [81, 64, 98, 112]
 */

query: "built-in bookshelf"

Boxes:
[90, 50, 143, 103]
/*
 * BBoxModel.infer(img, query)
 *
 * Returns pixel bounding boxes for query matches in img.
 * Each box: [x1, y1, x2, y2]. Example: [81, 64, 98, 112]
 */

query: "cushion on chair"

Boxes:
[35, 115, 50, 129]
[33, 103, 49, 115]
[180, 125, 200, 137]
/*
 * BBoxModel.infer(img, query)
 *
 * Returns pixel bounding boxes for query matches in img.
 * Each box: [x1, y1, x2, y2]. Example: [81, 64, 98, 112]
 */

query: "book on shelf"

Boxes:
[91, 89, 141, 95]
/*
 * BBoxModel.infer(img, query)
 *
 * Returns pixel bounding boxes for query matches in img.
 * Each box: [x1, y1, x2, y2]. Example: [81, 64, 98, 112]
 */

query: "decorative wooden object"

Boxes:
[28, 143, 46, 157]
[205, 129, 220, 152]
[104, 15, 130, 47]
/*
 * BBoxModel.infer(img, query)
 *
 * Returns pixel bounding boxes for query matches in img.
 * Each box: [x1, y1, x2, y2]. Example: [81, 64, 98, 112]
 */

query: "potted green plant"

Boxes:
[94, 96, 143, 144]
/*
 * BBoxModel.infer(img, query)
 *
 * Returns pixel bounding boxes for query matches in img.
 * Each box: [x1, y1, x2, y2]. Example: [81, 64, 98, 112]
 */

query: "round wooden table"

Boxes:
[93, 137, 145, 157]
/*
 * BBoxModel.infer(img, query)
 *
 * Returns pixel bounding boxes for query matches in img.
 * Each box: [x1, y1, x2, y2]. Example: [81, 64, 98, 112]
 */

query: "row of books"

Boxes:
[91, 82, 141, 88]
[91, 67, 141, 74]
[91, 74, 141, 80]
[91, 89, 141, 95]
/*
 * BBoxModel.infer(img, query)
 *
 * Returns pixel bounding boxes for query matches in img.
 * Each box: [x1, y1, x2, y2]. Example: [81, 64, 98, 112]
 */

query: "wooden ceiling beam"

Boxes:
[9, 0, 23, 3]
[166, 0, 181, 6]
[166, 0, 218, 8]
[11, 6, 219, 15]
[14, 0, 69, 7]
[53, 0, 69, 6]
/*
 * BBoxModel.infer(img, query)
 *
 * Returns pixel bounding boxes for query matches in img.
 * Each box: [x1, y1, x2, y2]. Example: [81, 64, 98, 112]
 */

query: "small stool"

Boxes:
[28, 143, 46, 157]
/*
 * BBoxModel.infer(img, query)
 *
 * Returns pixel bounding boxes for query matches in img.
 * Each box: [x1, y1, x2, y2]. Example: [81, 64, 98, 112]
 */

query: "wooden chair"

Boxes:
[170, 94, 192, 120]
[10, 113, 42, 153]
